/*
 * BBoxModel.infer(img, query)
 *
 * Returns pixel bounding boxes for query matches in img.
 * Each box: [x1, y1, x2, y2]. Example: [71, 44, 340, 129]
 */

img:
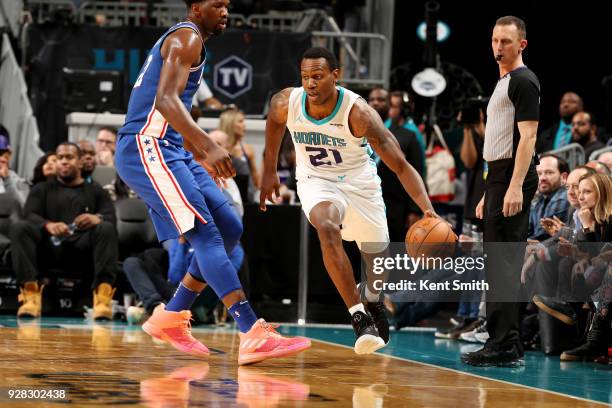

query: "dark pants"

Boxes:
[10, 220, 118, 289]
[483, 158, 537, 348]
[123, 248, 174, 315]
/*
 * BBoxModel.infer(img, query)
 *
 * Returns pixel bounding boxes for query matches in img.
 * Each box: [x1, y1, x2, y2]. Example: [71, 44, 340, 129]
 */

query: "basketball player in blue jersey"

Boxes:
[115, 0, 310, 365]
[261, 47, 439, 354]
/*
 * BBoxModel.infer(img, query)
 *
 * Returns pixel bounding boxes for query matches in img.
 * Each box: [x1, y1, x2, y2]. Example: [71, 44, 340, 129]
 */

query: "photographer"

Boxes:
[459, 96, 487, 230]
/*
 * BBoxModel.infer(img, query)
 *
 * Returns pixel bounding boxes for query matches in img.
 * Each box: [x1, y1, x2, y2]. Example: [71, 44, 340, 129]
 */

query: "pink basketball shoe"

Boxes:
[238, 319, 311, 365]
[142, 305, 209, 357]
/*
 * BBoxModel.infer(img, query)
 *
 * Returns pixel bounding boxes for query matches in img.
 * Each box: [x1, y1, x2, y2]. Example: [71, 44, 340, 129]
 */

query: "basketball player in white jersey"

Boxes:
[261, 47, 438, 354]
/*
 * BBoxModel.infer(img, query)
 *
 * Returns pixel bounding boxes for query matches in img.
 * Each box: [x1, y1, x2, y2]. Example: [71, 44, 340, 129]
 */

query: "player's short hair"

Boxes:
[184, 0, 206, 7]
[301, 47, 339, 71]
[495, 16, 527, 39]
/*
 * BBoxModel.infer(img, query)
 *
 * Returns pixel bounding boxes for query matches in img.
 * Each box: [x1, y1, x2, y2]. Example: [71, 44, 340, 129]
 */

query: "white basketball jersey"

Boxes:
[286, 86, 375, 181]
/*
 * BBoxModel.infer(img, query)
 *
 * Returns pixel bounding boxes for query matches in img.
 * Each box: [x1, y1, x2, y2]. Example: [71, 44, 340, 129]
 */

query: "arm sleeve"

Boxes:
[508, 73, 540, 122]
[4, 172, 29, 208]
[24, 183, 49, 229]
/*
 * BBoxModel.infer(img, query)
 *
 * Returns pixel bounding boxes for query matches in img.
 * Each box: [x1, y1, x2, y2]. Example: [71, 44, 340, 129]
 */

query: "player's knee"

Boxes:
[227, 216, 243, 243]
[315, 220, 341, 243]
[220, 216, 242, 252]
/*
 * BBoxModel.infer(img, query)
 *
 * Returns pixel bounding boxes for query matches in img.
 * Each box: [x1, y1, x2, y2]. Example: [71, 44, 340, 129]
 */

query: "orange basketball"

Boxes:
[405, 217, 457, 260]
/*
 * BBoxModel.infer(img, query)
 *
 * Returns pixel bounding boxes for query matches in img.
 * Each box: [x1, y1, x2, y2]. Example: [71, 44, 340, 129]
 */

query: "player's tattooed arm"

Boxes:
[349, 99, 435, 214]
[260, 87, 293, 211]
[156, 28, 234, 178]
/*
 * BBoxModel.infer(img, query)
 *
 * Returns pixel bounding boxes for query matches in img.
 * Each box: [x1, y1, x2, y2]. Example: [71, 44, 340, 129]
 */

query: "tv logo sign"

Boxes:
[214, 56, 252, 99]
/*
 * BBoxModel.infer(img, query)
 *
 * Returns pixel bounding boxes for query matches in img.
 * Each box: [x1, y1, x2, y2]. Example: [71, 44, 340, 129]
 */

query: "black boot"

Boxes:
[560, 308, 611, 361]
[461, 340, 525, 367]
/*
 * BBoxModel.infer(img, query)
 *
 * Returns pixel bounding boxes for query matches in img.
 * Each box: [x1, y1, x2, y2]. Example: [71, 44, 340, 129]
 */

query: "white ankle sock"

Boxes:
[349, 303, 366, 316]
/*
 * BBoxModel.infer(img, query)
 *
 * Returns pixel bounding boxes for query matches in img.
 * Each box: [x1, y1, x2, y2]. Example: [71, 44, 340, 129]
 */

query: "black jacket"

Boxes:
[24, 178, 116, 230]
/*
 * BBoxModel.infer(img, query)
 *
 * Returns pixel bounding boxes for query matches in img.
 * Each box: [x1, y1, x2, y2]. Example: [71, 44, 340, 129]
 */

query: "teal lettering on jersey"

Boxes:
[292, 131, 347, 147]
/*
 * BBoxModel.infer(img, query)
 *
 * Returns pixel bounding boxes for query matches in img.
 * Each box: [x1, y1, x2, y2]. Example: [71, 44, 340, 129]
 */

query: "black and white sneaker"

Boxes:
[351, 311, 385, 355]
[357, 282, 390, 345]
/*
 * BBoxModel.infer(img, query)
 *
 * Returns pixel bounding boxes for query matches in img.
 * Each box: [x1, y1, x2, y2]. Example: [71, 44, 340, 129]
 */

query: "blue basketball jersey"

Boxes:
[119, 21, 206, 147]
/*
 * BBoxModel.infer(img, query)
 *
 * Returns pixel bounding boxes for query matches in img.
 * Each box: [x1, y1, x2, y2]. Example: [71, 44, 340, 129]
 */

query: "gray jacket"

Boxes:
[0, 170, 30, 209]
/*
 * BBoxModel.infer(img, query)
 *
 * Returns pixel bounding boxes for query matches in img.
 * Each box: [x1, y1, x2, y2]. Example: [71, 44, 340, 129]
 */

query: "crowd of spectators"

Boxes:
[1, 3, 611, 362]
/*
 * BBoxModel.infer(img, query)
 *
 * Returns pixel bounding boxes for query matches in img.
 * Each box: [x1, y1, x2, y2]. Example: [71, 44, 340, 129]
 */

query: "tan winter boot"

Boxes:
[93, 283, 116, 321]
[17, 282, 44, 318]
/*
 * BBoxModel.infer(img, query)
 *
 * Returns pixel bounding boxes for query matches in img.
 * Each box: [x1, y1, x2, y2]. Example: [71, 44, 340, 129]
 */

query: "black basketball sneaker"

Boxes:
[351, 311, 385, 354]
[357, 282, 390, 345]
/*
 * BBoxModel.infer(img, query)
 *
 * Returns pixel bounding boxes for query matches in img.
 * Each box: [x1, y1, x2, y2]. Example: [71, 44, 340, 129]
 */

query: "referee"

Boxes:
[462, 16, 539, 367]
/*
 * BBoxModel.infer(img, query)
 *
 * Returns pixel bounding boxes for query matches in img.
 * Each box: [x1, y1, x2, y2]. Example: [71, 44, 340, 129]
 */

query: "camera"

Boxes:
[460, 96, 489, 125]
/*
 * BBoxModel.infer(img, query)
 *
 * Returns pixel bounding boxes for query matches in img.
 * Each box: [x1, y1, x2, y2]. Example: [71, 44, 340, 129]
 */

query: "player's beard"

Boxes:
[211, 26, 225, 36]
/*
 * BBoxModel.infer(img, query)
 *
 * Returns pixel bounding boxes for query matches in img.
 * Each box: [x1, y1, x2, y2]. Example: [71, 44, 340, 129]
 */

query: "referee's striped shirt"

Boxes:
[484, 66, 540, 162]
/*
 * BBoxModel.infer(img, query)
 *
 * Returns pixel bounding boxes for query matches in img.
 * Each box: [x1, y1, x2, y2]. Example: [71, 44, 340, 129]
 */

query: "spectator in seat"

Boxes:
[205, 129, 256, 204]
[558, 173, 612, 361]
[369, 87, 424, 238]
[77, 139, 97, 183]
[586, 160, 612, 176]
[0, 125, 29, 208]
[528, 166, 595, 303]
[537, 92, 583, 153]
[576, 172, 612, 242]
[596, 151, 612, 173]
[95, 126, 117, 166]
[533, 171, 610, 322]
[31, 152, 58, 186]
[386, 91, 426, 171]
[10, 142, 118, 320]
[528, 154, 570, 241]
[571, 112, 605, 161]
[219, 108, 260, 188]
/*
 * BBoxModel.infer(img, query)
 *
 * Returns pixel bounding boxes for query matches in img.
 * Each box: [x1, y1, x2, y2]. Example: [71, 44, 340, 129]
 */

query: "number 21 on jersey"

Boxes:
[306, 146, 343, 167]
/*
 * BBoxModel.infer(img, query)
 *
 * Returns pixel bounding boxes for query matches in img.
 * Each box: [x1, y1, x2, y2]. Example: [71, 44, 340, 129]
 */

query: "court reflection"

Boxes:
[352, 384, 388, 408]
[140, 363, 210, 408]
[235, 366, 311, 407]
[16, 318, 41, 341]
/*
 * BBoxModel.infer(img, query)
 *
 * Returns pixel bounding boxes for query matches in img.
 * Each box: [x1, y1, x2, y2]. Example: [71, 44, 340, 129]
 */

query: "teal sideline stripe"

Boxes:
[285, 326, 611, 405]
[302, 87, 345, 125]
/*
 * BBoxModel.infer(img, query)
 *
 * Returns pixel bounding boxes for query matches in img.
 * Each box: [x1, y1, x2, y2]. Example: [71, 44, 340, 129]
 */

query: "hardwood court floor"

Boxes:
[0, 317, 609, 407]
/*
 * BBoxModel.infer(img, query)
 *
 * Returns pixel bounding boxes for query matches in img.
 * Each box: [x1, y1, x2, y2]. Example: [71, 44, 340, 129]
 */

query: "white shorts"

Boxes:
[297, 170, 389, 253]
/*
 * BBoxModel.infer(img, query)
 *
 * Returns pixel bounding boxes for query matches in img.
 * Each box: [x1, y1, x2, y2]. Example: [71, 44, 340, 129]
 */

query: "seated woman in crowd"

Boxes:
[30, 152, 57, 185]
[576, 173, 612, 243]
[219, 108, 260, 188]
